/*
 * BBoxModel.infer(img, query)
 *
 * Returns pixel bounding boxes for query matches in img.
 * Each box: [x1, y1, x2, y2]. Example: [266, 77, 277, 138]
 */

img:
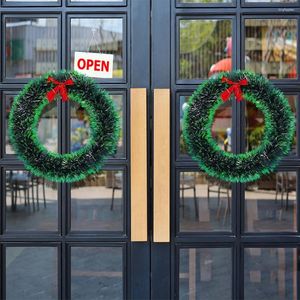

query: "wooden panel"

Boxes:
[131, 88, 148, 242]
[153, 89, 170, 242]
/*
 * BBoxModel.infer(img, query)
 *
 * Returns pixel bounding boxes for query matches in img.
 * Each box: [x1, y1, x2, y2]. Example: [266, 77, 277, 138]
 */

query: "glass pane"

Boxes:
[179, 0, 232, 2]
[245, 19, 297, 79]
[70, 18, 123, 79]
[179, 248, 232, 300]
[6, 0, 57, 1]
[245, 94, 297, 154]
[244, 248, 297, 300]
[5, 170, 58, 231]
[5, 17, 58, 79]
[179, 19, 232, 80]
[70, 94, 124, 157]
[179, 95, 232, 156]
[71, 170, 124, 231]
[38, 101, 58, 153]
[245, 0, 296, 2]
[6, 247, 57, 300]
[245, 171, 297, 232]
[5, 93, 17, 154]
[71, 247, 123, 299]
[179, 172, 231, 232]
[71, 0, 121, 1]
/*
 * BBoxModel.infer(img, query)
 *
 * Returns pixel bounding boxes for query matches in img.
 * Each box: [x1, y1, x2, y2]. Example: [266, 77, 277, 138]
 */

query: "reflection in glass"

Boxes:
[71, 247, 123, 299]
[71, 170, 124, 231]
[245, 95, 296, 154]
[71, 18, 123, 78]
[245, 172, 297, 232]
[6, 247, 57, 300]
[5, 170, 58, 231]
[5, 18, 58, 79]
[179, 96, 232, 156]
[38, 101, 58, 152]
[6, 0, 56, 1]
[245, 19, 297, 79]
[244, 248, 297, 300]
[246, 0, 296, 2]
[179, 248, 232, 300]
[5, 94, 17, 154]
[179, 19, 232, 80]
[70, 102, 90, 152]
[179, 172, 231, 232]
[180, 0, 231, 2]
[70, 95, 124, 157]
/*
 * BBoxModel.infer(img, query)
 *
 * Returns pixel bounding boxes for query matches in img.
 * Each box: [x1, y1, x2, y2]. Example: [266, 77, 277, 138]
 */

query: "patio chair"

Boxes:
[180, 172, 198, 219]
[111, 171, 123, 211]
[275, 172, 295, 210]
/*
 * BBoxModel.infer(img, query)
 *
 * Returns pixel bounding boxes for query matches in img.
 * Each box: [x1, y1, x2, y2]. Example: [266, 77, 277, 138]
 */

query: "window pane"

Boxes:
[71, 170, 124, 231]
[179, 172, 231, 232]
[71, 247, 123, 299]
[179, 95, 232, 156]
[245, 94, 297, 154]
[6, 0, 57, 1]
[71, 18, 124, 79]
[70, 94, 124, 157]
[5, 170, 58, 231]
[245, 171, 297, 232]
[179, 0, 232, 2]
[179, 248, 232, 300]
[244, 248, 297, 300]
[6, 247, 58, 300]
[179, 19, 232, 80]
[5, 94, 17, 154]
[5, 17, 58, 79]
[245, 0, 296, 2]
[38, 101, 58, 153]
[71, 0, 121, 1]
[245, 19, 297, 79]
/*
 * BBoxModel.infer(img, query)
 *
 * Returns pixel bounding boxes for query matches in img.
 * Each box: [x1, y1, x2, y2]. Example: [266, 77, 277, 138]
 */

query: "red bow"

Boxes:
[220, 76, 248, 102]
[46, 77, 74, 102]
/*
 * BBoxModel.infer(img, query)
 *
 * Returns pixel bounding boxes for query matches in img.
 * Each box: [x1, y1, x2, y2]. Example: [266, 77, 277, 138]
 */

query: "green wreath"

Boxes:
[9, 70, 119, 183]
[183, 71, 295, 183]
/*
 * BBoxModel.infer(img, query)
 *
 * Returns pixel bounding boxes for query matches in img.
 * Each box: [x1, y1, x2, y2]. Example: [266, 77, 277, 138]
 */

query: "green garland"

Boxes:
[183, 71, 295, 183]
[9, 70, 119, 182]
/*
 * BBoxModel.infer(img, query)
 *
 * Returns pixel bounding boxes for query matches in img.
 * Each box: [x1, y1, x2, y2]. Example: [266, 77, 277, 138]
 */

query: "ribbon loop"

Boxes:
[221, 76, 248, 102]
[46, 77, 74, 102]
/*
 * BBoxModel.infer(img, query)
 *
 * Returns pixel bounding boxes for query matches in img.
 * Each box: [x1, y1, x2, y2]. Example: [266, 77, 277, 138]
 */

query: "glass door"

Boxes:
[0, 0, 150, 299]
[151, 0, 300, 299]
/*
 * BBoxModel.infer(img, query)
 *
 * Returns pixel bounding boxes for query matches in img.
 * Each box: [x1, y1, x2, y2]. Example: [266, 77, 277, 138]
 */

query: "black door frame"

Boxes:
[150, 0, 300, 299]
[0, 0, 151, 299]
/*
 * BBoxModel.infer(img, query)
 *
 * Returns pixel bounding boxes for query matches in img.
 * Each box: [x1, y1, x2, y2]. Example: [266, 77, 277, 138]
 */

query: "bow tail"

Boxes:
[59, 86, 69, 102]
[221, 87, 234, 102]
[46, 88, 58, 102]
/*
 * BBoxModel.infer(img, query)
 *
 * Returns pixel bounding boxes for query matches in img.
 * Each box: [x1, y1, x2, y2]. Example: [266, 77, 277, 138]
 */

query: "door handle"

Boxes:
[130, 88, 148, 242]
[153, 89, 170, 242]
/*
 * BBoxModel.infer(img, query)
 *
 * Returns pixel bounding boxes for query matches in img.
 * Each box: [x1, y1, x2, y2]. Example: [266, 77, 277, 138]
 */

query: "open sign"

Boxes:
[74, 52, 114, 79]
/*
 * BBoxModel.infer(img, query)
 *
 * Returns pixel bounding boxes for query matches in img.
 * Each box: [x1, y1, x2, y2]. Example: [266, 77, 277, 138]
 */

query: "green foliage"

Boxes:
[9, 70, 120, 183]
[183, 70, 295, 183]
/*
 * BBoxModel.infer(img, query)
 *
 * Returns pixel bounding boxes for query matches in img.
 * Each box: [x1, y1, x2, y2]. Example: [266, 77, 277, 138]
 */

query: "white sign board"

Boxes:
[74, 52, 114, 78]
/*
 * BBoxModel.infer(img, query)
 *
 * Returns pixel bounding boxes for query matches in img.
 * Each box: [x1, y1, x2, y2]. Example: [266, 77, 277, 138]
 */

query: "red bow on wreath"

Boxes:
[220, 76, 248, 102]
[46, 77, 74, 102]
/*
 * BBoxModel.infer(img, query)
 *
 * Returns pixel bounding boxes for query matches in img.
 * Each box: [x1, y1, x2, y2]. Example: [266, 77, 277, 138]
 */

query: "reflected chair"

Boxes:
[31, 176, 46, 209]
[207, 176, 231, 223]
[275, 172, 295, 210]
[6, 171, 32, 211]
[111, 171, 122, 211]
[180, 172, 198, 219]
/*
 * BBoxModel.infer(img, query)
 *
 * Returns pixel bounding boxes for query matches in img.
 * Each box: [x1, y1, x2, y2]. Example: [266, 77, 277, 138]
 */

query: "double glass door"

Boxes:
[1, 0, 300, 299]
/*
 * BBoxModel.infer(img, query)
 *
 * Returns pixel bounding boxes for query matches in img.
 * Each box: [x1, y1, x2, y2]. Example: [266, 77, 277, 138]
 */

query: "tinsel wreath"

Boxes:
[9, 70, 119, 182]
[183, 70, 295, 183]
